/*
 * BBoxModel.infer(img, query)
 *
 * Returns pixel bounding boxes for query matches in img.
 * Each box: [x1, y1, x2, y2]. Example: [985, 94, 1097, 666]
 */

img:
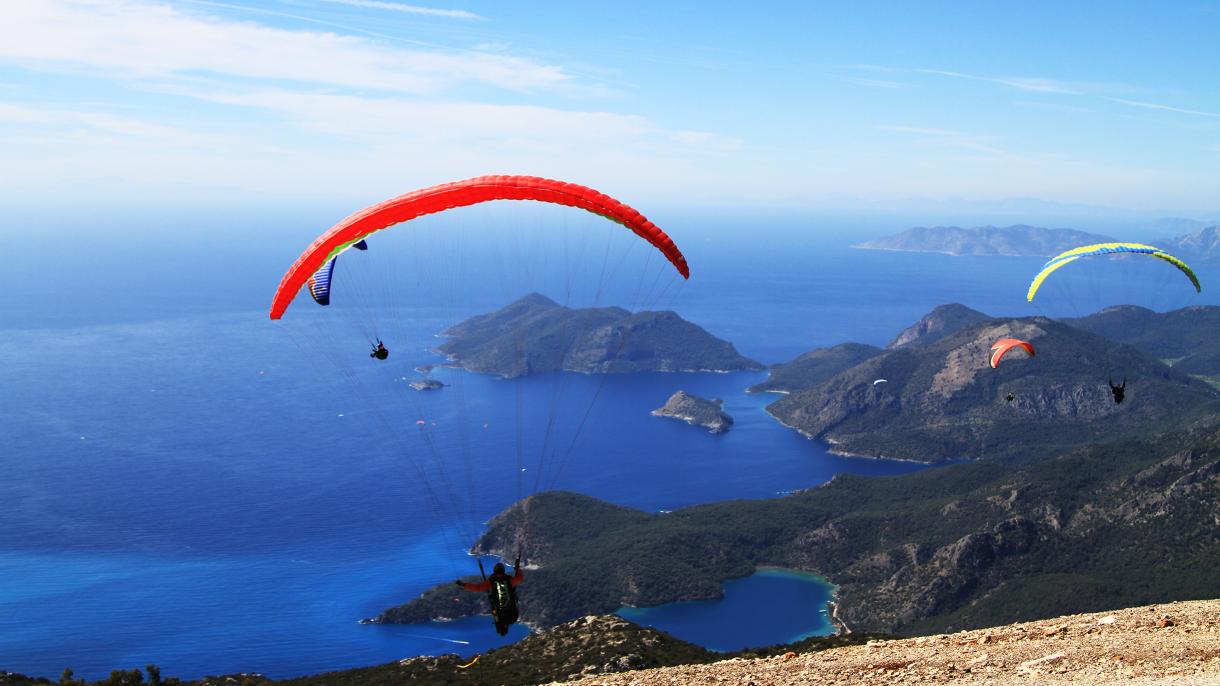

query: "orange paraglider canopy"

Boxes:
[989, 338, 1035, 369]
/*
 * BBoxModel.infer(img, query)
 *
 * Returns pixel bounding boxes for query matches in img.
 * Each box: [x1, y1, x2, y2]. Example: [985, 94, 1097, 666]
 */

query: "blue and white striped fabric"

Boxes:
[307, 258, 337, 306]
[307, 240, 366, 306]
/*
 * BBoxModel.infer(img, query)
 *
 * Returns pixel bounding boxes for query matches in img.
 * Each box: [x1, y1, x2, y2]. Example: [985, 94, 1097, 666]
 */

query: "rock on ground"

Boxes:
[549, 598, 1220, 685]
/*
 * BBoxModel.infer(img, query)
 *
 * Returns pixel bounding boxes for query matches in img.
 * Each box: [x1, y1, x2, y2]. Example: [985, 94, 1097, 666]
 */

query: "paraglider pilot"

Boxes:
[456, 558, 523, 635]
[370, 340, 389, 360]
[1109, 377, 1126, 405]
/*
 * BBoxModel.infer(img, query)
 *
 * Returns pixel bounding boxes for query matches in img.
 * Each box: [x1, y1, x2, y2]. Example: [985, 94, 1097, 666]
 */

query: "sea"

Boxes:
[3, 211, 1216, 679]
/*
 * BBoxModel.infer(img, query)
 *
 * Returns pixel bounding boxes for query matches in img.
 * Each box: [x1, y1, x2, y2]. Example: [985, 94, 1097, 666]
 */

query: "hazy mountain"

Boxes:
[1156, 225, 1220, 264]
[852, 225, 1115, 256]
[1143, 216, 1217, 237]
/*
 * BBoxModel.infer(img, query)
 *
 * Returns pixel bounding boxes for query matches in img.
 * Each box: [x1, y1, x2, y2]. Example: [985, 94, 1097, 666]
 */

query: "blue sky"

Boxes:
[2, 0, 1219, 216]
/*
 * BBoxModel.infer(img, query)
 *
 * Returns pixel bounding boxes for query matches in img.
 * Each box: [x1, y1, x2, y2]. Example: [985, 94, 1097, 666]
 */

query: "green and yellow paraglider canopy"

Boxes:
[1027, 242, 1201, 302]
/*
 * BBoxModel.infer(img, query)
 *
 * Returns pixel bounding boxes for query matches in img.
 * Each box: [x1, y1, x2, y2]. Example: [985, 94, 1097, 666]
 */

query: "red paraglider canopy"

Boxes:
[989, 338, 1036, 369]
[269, 175, 689, 320]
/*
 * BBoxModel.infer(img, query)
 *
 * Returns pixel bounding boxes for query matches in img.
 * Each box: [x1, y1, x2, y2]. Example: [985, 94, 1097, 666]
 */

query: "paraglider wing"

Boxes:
[990, 338, 1035, 369]
[306, 258, 337, 306]
[873, 379, 888, 385]
[269, 176, 690, 319]
[1027, 243, 1201, 302]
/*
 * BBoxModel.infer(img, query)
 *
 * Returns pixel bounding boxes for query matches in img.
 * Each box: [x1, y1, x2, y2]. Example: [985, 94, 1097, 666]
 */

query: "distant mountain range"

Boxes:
[434, 293, 762, 378]
[852, 224, 1114, 256]
[854, 224, 1220, 263]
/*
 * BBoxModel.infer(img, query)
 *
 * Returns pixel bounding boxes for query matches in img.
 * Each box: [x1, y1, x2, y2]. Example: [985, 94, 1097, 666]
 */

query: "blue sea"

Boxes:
[618, 568, 837, 651]
[4, 213, 1217, 679]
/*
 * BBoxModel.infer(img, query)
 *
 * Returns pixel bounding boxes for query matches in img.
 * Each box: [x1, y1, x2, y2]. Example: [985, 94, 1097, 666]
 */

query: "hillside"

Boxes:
[748, 343, 883, 394]
[852, 225, 1114, 256]
[435, 293, 762, 378]
[766, 315, 1219, 463]
[556, 599, 1220, 686]
[1067, 305, 1220, 377]
[380, 421, 1220, 634]
[886, 303, 993, 349]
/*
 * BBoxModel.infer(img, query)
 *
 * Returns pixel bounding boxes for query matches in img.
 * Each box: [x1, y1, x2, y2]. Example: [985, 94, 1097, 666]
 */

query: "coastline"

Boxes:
[762, 405, 938, 465]
[429, 350, 758, 379]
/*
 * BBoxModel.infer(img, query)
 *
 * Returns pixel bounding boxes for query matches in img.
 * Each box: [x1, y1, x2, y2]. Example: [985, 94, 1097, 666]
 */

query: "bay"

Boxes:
[617, 568, 836, 652]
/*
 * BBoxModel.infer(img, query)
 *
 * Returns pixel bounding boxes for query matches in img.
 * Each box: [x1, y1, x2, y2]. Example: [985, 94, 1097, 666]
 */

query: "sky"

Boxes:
[2, 0, 1220, 218]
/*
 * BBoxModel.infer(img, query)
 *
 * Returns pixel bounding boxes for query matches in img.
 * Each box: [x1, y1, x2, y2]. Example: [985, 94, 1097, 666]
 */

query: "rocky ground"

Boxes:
[551, 599, 1220, 686]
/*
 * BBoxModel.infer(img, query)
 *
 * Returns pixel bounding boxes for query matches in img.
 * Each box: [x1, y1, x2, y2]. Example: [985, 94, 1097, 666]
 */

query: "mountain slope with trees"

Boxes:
[380, 421, 1220, 636]
[765, 314, 1219, 462]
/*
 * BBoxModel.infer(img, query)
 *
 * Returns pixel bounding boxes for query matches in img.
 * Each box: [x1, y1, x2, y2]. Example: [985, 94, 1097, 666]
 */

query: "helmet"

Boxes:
[493, 562, 506, 575]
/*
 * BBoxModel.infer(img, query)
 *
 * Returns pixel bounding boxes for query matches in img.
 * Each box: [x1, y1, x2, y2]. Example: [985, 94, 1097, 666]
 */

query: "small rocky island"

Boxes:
[434, 293, 762, 378]
[408, 379, 444, 391]
[651, 391, 733, 434]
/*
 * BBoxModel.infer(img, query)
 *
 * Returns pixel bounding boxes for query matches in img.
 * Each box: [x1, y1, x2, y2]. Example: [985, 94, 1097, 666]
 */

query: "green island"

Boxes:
[434, 293, 763, 378]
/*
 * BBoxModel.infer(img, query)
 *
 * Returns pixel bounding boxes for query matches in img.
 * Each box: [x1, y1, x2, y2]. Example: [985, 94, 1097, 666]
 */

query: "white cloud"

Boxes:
[313, 0, 482, 20]
[0, 0, 568, 94]
[874, 125, 961, 137]
[874, 125, 1012, 159]
[915, 69, 1081, 94]
[1013, 100, 1094, 114]
[833, 75, 907, 90]
[1105, 97, 1220, 119]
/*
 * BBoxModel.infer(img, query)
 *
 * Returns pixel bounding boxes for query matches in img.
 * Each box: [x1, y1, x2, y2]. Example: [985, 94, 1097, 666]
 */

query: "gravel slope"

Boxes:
[552, 599, 1220, 685]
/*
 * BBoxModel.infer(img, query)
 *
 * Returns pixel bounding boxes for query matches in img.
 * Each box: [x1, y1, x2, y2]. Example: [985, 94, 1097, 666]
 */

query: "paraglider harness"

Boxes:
[1109, 377, 1126, 405]
[370, 340, 389, 360]
[479, 558, 520, 634]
